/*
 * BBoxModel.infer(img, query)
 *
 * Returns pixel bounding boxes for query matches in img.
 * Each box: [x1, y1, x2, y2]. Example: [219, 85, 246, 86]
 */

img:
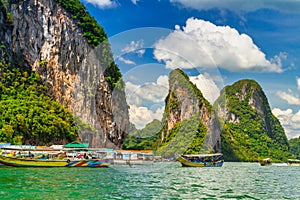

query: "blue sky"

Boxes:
[81, 0, 300, 139]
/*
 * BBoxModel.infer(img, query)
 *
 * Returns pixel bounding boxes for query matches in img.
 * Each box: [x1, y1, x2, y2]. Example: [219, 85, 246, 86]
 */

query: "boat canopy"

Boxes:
[182, 153, 223, 157]
[262, 158, 271, 161]
[287, 159, 300, 163]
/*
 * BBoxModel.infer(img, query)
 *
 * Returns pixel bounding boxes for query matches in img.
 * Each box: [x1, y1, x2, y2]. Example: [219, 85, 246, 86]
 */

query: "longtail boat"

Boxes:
[178, 153, 224, 167]
[259, 158, 272, 166]
[287, 159, 300, 166]
[0, 156, 110, 167]
[0, 146, 111, 167]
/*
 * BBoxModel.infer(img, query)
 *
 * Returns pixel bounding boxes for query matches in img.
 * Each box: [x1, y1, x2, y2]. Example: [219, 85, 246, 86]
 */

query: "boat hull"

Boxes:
[287, 163, 300, 166]
[0, 156, 110, 167]
[259, 160, 272, 166]
[287, 159, 300, 166]
[178, 156, 224, 167]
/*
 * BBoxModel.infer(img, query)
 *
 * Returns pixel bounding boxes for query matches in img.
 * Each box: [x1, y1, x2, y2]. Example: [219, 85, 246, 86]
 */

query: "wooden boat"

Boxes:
[287, 159, 300, 166]
[178, 153, 224, 167]
[0, 155, 111, 167]
[0, 146, 111, 167]
[259, 158, 272, 166]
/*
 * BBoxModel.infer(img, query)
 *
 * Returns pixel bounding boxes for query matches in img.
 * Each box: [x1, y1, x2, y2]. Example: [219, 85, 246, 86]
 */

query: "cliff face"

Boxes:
[0, 0, 129, 148]
[214, 79, 290, 161]
[0, 1, 12, 54]
[157, 69, 221, 157]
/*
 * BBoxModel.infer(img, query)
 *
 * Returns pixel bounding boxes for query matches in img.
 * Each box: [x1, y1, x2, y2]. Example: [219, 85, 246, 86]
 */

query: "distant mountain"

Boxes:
[123, 120, 161, 150]
[214, 79, 291, 161]
[156, 69, 222, 158]
[289, 137, 300, 159]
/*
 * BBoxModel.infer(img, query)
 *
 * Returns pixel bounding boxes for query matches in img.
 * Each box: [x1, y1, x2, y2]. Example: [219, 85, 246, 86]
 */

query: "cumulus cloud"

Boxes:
[157, 75, 169, 86]
[276, 91, 300, 105]
[190, 73, 220, 103]
[154, 18, 284, 73]
[125, 75, 169, 128]
[170, 0, 300, 13]
[126, 76, 169, 105]
[297, 77, 300, 90]
[82, 0, 117, 9]
[272, 108, 300, 139]
[129, 105, 164, 129]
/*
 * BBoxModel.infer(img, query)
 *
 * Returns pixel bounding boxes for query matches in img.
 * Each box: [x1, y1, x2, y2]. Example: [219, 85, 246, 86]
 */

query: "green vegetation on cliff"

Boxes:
[0, 49, 79, 145]
[215, 80, 291, 162]
[54, 0, 107, 47]
[289, 137, 300, 159]
[156, 115, 207, 158]
[156, 69, 212, 157]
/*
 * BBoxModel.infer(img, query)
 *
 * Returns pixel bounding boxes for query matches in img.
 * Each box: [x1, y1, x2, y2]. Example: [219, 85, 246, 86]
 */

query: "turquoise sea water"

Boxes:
[0, 162, 299, 199]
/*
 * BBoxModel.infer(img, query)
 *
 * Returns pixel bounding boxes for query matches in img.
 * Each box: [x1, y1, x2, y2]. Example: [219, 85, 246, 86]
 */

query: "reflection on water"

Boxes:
[0, 162, 299, 199]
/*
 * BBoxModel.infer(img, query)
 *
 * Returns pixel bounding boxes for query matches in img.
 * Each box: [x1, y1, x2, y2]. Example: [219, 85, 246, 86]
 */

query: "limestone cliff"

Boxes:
[0, 0, 129, 148]
[214, 79, 290, 161]
[157, 69, 221, 157]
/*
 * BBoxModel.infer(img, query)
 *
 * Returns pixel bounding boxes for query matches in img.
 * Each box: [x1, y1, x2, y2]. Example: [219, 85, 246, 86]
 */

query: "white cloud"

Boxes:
[297, 77, 300, 90]
[126, 75, 169, 105]
[125, 82, 141, 105]
[292, 110, 300, 123]
[157, 75, 169, 86]
[129, 105, 164, 129]
[82, 0, 117, 8]
[117, 56, 136, 65]
[154, 18, 284, 73]
[190, 73, 220, 103]
[276, 91, 300, 105]
[170, 0, 300, 13]
[121, 40, 145, 57]
[272, 108, 300, 139]
[125, 75, 169, 128]
[117, 40, 146, 65]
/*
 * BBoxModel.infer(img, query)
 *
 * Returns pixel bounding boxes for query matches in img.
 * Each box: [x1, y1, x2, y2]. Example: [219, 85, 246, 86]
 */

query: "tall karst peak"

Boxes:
[157, 69, 222, 157]
[214, 79, 290, 161]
